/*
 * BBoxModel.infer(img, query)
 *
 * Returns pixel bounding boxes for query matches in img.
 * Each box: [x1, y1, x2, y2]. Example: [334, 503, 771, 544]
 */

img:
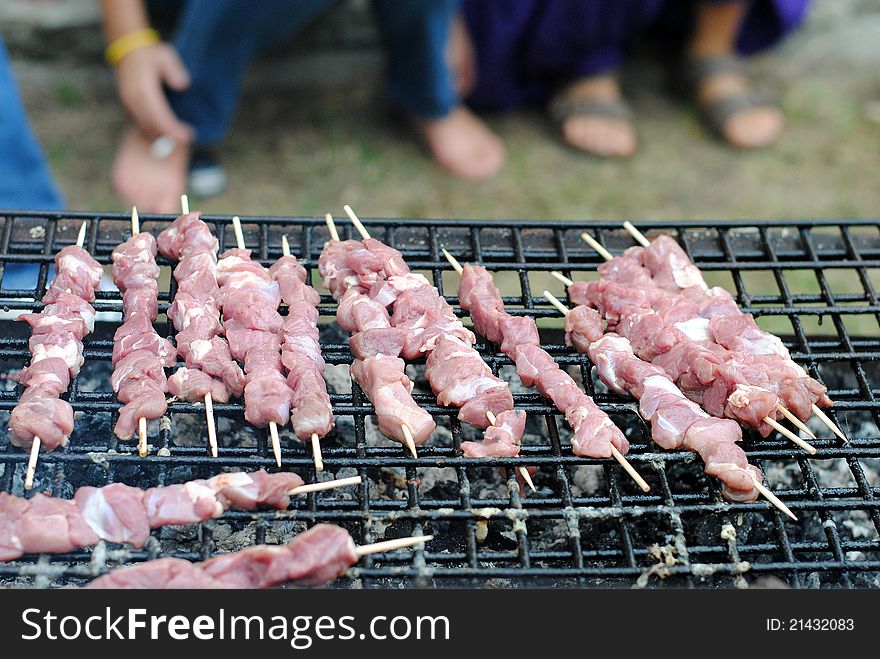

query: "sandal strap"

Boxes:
[548, 96, 633, 125]
[680, 54, 746, 91]
[701, 89, 779, 138]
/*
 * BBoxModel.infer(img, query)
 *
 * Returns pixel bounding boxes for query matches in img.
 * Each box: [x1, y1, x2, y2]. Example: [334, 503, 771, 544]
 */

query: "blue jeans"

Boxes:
[0, 35, 64, 210]
[164, 0, 459, 146]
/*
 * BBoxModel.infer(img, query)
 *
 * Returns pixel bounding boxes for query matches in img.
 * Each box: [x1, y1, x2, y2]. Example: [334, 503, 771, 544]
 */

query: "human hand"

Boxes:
[115, 43, 194, 144]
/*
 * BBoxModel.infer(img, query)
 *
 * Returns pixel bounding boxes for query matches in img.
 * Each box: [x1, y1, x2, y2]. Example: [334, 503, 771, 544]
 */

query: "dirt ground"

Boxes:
[17, 49, 880, 222]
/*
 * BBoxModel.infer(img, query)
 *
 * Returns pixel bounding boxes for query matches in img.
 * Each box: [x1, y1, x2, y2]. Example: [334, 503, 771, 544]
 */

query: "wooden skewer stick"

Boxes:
[311, 433, 324, 472]
[401, 424, 418, 459]
[129, 207, 151, 458]
[547, 294, 793, 507]
[485, 410, 536, 492]
[76, 220, 88, 249]
[543, 290, 651, 493]
[288, 475, 362, 496]
[451, 250, 648, 492]
[269, 420, 282, 467]
[231, 215, 246, 250]
[24, 436, 40, 490]
[577, 234, 819, 455]
[763, 417, 817, 454]
[580, 232, 614, 261]
[776, 403, 817, 440]
[205, 392, 218, 458]
[444, 250, 536, 490]
[343, 206, 417, 458]
[25, 221, 92, 487]
[232, 215, 281, 465]
[325, 213, 340, 242]
[441, 248, 463, 275]
[746, 469, 798, 521]
[811, 404, 847, 442]
[618, 222, 832, 445]
[343, 205, 370, 241]
[622, 221, 651, 247]
[24, 222, 94, 486]
[550, 271, 574, 287]
[179, 195, 217, 456]
[281, 233, 324, 472]
[355, 534, 433, 558]
[609, 444, 651, 493]
[137, 416, 148, 457]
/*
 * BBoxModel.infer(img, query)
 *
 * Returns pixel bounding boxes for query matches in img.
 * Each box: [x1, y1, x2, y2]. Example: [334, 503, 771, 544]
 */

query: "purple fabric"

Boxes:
[463, 0, 809, 110]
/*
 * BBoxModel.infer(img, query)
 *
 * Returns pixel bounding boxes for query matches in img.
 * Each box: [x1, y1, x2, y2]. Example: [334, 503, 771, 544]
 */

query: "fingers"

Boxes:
[118, 45, 194, 145]
[134, 78, 194, 144]
[159, 47, 191, 92]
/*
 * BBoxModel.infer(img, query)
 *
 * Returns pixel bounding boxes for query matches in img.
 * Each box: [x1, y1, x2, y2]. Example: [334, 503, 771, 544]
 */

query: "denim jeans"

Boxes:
[0, 36, 64, 211]
[163, 0, 459, 146]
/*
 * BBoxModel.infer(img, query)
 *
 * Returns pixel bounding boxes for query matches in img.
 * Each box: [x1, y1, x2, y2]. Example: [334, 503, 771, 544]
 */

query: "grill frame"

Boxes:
[1, 210, 878, 589]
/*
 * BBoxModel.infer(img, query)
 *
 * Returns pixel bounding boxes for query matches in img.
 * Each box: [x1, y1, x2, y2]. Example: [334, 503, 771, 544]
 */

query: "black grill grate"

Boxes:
[1, 211, 878, 589]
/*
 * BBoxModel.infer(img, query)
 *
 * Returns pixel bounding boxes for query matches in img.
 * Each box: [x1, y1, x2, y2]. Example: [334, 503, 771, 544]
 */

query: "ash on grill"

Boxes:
[1, 213, 878, 589]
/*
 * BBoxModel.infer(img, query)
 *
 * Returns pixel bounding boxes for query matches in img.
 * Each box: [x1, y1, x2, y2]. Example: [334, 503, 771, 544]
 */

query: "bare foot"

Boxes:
[112, 127, 189, 213]
[697, 71, 784, 149]
[418, 106, 505, 181]
[555, 76, 637, 158]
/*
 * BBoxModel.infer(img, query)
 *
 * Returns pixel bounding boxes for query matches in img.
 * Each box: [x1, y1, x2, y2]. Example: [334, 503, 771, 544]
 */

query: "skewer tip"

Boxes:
[776, 403, 817, 441]
[609, 444, 651, 492]
[354, 534, 433, 558]
[580, 232, 614, 262]
[748, 471, 798, 521]
[311, 432, 324, 473]
[231, 215, 246, 250]
[24, 436, 41, 490]
[518, 467, 537, 493]
[137, 417, 148, 458]
[130, 206, 140, 235]
[543, 290, 571, 316]
[324, 213, 340, 242]
[76, 221, 88, 248]
[180, 194, 189, 215]
[401, 424, 418, 459]
[622, 221, 651, 248]
[281, 234, 291, 257]
[343, 205, 371, 241]
[289, 475, 362, 496]
[812, 404, 847, 442]
[269, 421, 282, 467]
[204, 392, 218, 458]
[441, 248, 464, 274]
[550, 271, 574, 287]
[487, 410, 536, 493]
[764, 416, 817, 454]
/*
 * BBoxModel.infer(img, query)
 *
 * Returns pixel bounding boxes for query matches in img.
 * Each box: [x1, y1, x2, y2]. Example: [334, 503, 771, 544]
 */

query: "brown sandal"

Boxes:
[548, 92, 636, 158]
[679, 55, 780, 145]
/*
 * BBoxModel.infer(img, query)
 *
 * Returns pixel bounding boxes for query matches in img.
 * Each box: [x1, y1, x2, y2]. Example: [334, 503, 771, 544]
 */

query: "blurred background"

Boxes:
[2, 0, 879, 220]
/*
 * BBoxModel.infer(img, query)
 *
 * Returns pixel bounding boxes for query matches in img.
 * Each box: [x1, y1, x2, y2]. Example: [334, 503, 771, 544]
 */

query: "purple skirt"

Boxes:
[463, 0, 809, 110]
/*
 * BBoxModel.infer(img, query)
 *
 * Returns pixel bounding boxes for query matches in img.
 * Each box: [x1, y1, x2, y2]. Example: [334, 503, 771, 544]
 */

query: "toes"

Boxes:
[422, 108, 506, 180]
[724, 108, 784, 149]
[563, 117, 636, 158]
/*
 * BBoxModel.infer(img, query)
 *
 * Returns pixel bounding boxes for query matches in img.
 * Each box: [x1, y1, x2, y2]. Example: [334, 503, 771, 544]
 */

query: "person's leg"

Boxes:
[372, 0, 504, 180]
[516, 0, 663, 159]
[552, 51, 638, 159]
[113, 0, 333, 211]
[687, 0, 784, 148]
[0, 37, 64, 210]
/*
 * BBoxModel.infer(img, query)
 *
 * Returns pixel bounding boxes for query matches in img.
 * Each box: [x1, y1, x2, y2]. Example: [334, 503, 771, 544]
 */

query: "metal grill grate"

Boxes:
[1, 211, 879, 589]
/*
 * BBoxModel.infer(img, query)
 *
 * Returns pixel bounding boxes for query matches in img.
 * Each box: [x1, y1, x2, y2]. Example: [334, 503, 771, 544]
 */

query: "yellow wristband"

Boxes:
[105, 28, 160, 66]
